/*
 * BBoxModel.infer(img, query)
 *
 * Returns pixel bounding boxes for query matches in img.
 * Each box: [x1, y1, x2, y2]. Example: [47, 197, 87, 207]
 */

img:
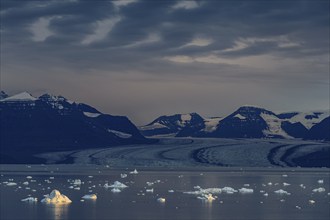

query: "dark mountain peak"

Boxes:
[236, 105, 274, 115]
[39, 93, 68, 103]
[0, 91, 8, 100]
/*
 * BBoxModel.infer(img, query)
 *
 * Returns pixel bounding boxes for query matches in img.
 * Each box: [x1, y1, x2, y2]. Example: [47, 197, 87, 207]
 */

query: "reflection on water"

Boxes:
[44, 204, 70, 220]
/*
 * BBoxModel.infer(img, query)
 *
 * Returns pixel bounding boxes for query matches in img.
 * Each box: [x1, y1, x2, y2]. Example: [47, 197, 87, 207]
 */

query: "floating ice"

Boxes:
[111, 188, 121, 193]
[300, 184, 306, 189]
[168, 190, 174, 193]
[263, 193, 269, 197]
[221, 187, 237, 194]
[104, 181, 128, 189]
[146, 182, 154, 186]
[6, 182, 17, 186]
[82, 194, 97, 200]
[282, 174, 288, 177]
[184, 188, 222, 195]
[121, 174, 127, 178]
[157, 198, 166, 203]
[309, 200, 316, 204]
[21, 197, 38, 202]
[238, 188, 254, 194]
[274, 189, 291, 195]
[312, 187, 325, 193]
[283, 182, 290, 186]
[295, 206, 301, 210]
[197, 194, 216, 202]
[146, 189, 154, 193]
[41, 190, 72, 204]
[267, 182, 272, 186]
[317, 179, 324, 184]
[130, 169, 138, 174]
[73, 179, 82, 185]
[243, 184, 250, 187]
[26, 176, 32, 179]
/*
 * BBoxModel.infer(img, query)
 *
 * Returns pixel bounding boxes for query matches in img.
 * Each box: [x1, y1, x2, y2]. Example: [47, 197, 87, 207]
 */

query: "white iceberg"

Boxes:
[168, 190, 174, 193]
[274, 189, 291, 195]
[283, 182, 290, 186]
[312, 187, 325, 193]
[26, 176, 32, 179]
[309, 200, 316, 204]
[239, 188, 254, 194]
[23, 182, 29, 185]
[120, 174, 127, 178]
[82, 194, 97, 200]
[146, 188, 154, 193]
[6, 182, 17, 186]
[184, 188, 222, 195]
[73, 179, 82, 185]
[130, 169, 138, 174]
[111, 188, 121, 193]
[221, 187, 237, 194]
[197, 194, 216, 202]
[106, 181, 128, 189]
[157, 198, 165, 203]
[21, 197, 38, 202]
[41, 190, 72, 204]
[317, 179, 324, 184]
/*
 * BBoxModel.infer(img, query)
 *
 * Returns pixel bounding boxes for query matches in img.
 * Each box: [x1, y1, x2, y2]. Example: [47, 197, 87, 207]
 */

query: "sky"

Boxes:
[1, 0, 329, 125]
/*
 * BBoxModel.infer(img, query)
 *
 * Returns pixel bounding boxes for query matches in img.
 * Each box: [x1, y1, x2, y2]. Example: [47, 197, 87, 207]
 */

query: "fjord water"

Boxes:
[1, 166, 329, 220]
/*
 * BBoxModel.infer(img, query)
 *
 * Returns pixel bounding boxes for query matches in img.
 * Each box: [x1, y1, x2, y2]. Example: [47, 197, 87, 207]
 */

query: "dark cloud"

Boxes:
[1, 0, 329, 124]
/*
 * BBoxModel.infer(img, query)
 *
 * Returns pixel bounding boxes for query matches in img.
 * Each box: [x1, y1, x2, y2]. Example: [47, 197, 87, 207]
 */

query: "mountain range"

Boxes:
[140, 106, 329, 141]
[0, 91, 152, 163]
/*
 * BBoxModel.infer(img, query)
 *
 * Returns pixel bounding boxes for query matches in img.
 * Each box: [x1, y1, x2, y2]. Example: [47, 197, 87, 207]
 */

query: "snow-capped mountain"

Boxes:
[0, 92, 151, 163]
[141, 106, 329, 140]
[139, 113, 204, 137]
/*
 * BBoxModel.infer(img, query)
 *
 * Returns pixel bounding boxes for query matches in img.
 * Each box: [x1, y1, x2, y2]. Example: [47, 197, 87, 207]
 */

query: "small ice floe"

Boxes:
[129, 169, 138, 174]
[312, 187, 325, 193]
[300, 184, 306, 189]
[280, 199, 285, 202]
[146, 189, 154, 193]
[238, 188, 254, 194]
[73, 179, 82, 185]
[21, 197, 38, 202]
[243, 184, 250, 187]
[120, 174, 127, 178]
[283, 183, 290, 186]
[197, 194, 216, 202]
[282, 174, 288, 177]
[82, 194, 97, 200]
[30, 180, 36, 183]
[317, 179, 324, 184]
[263, 193, 269, 197]
[104, 181, 128, 189]
[295, 206, 301, 210]
[157, 198, 166, 203]
[26, 176, 32, 179]
[221, 187, 237, 194]
[88, 176, 93, 178]
[260, 190, 265, 193]
[111, 188, 121, 193]
[146, 182, 154, 186]
[309, 200, 316, 204]
[6, 182, 17, 186]
[49, 177, 55, 180]
[41, 190, 72, 204]
[194, 186, 201, 189]
[168, 190, 174, 193]
[274, 189, 291, 195]
[184, 188, 223, 195]
[74, 187, 80, 190]
[267, 182, 273, 186]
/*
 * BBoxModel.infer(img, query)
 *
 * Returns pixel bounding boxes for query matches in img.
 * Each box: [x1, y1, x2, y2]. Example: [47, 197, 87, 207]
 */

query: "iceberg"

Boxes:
[108, 181, 128, 188]
[238, 188, 254, 194]
[130, 169, 138, 174]
[157, 198, 166, 203]
[82, 194, 97, 200]
[274, 189, 291, 195]
[317, 179, 324, 184]
[41, 190, 72, 204]
[312, 187, 325, 193]
[6, 182, 17, 186]
[21, 197, 38, 202]
[120, 174, 127, 178]
[111, 188, 121, 193]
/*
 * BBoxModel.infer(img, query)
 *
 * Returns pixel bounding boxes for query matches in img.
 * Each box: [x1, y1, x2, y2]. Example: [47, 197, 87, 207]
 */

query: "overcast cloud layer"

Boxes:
[1, 0, 329, 124]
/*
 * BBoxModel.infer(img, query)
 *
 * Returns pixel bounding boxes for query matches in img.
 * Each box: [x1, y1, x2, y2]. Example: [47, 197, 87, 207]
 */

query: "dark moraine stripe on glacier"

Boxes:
[280, 144, 324, 167]
[267, 144, 291, 167]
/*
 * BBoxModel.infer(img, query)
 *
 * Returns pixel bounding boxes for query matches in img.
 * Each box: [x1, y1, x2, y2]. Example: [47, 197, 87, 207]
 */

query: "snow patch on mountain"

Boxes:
[83, 112, 101, 118]
[139, 122, 168, 130]
[260, 113, 292, 139]
[108, 129, 132, 138]
[286, 111, 329, 129]
[0, 92, 37, 102]
[234, 114, 246, 120]
[203, 117, 222, 133]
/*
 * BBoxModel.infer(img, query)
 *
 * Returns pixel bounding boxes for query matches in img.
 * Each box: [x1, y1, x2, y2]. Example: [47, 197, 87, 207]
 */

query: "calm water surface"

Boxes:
[0, 167, 329, 220]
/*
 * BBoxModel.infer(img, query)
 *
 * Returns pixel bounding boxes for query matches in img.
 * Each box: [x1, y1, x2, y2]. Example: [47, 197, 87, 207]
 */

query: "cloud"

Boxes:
[113, 0, 138, 8]
[123, 33, 161, 48]
[29, 17, 54, 42]
[81, 16, 122, 45]
[172, 1, 199, 10]
[181, 36, 213, 47]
